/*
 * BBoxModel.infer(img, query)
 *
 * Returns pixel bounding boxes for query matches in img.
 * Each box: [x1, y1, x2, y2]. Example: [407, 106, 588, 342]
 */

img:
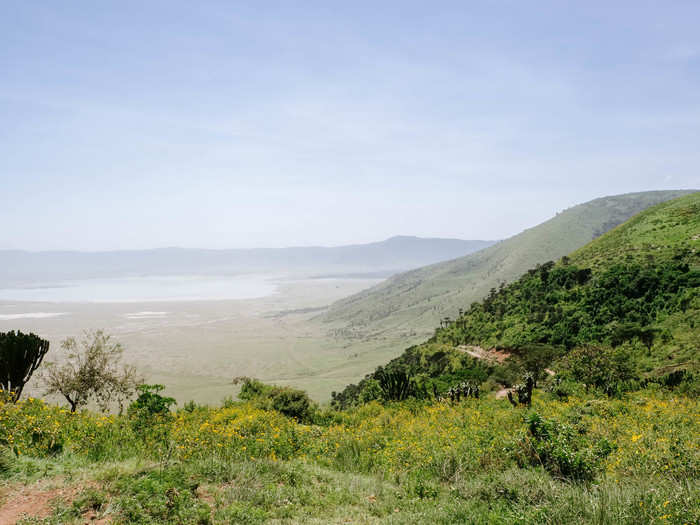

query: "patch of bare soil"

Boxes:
[495, 388, 511, 399]
[0, 481, 108, 525]
[0, 482, 70, 524]
[457, 345, 511, 363]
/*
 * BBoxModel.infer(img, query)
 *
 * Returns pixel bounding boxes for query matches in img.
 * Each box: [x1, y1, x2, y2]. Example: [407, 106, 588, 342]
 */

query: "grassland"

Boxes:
[336, 192, 699, 407]
[1, 390, 698, 524]
[322, 190, 696, 343]
[5, 277, 383, 404]
[7, 192, 696, 405]
[1, 193, 699, 524]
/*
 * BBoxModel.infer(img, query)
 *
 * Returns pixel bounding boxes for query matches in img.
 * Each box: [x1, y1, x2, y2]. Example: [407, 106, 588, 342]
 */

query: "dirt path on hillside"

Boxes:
[456, 345, 555, 399]
[456, 345, 511, 363]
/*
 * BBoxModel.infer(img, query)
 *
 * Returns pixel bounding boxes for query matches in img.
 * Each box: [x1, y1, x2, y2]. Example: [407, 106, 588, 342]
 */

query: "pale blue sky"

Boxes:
[2, 1, 699, 250]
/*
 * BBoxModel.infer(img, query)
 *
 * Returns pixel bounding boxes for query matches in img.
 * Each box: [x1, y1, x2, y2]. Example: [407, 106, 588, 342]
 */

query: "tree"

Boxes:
[511, 344, 564, 387]
[44, 330, 141, 412]
[0, 331, 50, 402]
[376, 367, 413, 401]
[358, 379, 383, 404]
[508, 372, 534, 407]
[561, 345, 636, 396]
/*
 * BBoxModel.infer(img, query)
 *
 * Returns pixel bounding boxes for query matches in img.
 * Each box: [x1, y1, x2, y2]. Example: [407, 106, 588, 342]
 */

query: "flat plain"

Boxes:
[1, 276, 399, 404]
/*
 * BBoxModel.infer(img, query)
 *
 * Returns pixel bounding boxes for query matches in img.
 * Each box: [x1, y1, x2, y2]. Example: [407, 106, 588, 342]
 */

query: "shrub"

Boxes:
[0, 447, 16, 477]
[357, 379, 383, 404]
[129, 384, 176, 416]
[515, 412, 614, 481]
[111, 467, 211, 524]
[236, 378, 316, 423]
[559, 345, 636, 396]
[128, 384, 176, 439]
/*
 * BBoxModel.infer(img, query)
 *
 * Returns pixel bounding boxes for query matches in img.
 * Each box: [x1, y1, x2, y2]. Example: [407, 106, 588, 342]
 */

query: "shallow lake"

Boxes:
[0, 274, 278, 303]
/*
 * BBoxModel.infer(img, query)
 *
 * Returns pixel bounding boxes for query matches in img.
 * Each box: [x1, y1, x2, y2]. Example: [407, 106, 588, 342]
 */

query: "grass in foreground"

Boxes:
[1, 389, 698, 524]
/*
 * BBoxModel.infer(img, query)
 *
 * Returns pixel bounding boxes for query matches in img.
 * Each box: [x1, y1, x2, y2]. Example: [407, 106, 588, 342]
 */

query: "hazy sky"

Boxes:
[2, 1, 699, 250]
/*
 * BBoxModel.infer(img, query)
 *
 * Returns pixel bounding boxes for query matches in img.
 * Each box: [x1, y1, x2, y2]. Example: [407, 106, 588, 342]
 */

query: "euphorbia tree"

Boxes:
[0, 330, 50, 402]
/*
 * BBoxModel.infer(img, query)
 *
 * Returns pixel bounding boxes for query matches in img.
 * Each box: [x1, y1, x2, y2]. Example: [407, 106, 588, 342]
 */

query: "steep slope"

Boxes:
[437, 192, 699, 355]
[335, 193, 699, 407]
[322, 190, 695, 341]
[0, 236, 495, 287]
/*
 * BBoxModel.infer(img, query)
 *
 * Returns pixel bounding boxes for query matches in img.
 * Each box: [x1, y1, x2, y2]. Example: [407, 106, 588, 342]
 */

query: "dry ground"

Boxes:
[0, 276, 403, 404]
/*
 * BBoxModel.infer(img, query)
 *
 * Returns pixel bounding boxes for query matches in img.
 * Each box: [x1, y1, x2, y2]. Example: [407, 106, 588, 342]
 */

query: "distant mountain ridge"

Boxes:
[0, 236, 495, 287]
[322, 190, 697, 341]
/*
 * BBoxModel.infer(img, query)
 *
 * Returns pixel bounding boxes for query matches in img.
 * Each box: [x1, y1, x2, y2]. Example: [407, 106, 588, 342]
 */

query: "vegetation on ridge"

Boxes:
[334, 193, 699, 407]
[323, 190, 696, 342]
[0, 193, 698, 523]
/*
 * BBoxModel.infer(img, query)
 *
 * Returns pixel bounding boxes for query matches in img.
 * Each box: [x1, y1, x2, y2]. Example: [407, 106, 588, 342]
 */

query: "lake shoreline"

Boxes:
[3, 275, 386, 403]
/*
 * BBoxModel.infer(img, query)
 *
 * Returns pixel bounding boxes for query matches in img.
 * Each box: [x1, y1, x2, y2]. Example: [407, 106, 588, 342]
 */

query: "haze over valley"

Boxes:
[2, 3, 700, 522]
[1, 235, 495, 401]
[3, 190, 693, 402]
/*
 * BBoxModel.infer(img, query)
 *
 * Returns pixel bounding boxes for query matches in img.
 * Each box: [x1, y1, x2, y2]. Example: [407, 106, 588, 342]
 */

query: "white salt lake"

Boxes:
[0, 275, 278, 303]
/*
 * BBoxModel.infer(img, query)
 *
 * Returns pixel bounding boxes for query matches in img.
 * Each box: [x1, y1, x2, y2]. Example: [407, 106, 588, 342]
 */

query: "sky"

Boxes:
[1, 1, 699, 250]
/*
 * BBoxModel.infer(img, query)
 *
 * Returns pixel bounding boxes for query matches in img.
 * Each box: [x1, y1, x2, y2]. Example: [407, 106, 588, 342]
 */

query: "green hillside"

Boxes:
[335, 192, 699, 407]
[2, 194, 698, 524]
[322, 191, 695, 343]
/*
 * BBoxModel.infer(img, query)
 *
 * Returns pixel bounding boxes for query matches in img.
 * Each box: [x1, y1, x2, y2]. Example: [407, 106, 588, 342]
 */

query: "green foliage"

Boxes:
[2, 194, 700, 523]
[324, 191, 694, 340]
[2, 389, 699, 524]
[128, 384, 176, 440]
[515, 412, 615, 481]
[44, 330, 141, 413]
[71, 487, 107, 516]
[544, 376, 584, 400]
[111, 467, 211, 524]
[0, 446, 16, 477]
[506, 344, 564, 386]
[507, 373, 535, 407]
[0, 330, 50, 402]
[559, 346, 637, 396]
[437, 260, 698, 353]
[333, 344, 492, 408]
[337, 193, 700, 406]
[357, 378, 383, 403]
[129, 384, 176, 416]
[238, 378, 317, 423]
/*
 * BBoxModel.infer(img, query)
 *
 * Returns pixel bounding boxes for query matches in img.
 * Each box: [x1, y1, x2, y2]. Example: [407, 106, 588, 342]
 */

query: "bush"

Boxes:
[357, 379, 383, 403]
[559, 345, 636, 396]
[128, 384, 176, 437]
[544, 377, 585, 400]
[0, 447, 16, 477]
[237, 378, 316, 423]
[515, 412, 614, 481]
[129, 384, 176, 417]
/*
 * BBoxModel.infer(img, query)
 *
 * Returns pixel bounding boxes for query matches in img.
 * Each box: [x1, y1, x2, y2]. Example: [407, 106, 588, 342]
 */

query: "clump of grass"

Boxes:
[0, 446, 16, 477]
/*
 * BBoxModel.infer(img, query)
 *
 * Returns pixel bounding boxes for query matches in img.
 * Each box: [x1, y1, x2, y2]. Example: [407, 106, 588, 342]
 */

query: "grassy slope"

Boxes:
[335, 192, 699, 407]
[568, 192, 700, 268]
[2, 195, 699, 524]
[448, 192, 700, 363]
[322, 190, 695, 343]
[2, 392, 698, 524]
